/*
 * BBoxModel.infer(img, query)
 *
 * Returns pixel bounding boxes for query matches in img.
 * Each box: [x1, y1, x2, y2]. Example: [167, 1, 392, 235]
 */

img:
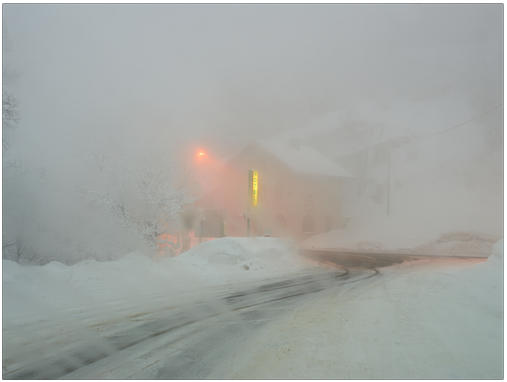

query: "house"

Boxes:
[201, 138, 354, 240]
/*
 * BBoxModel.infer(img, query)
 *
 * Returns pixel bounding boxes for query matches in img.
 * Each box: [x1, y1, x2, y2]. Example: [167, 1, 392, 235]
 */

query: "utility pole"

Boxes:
[387, 135, 391, 216]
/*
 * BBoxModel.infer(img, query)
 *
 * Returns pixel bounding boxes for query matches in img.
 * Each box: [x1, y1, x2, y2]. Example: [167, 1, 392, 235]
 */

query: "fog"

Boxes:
[1, 6, 504, 378]
[2, 4, 503, 264]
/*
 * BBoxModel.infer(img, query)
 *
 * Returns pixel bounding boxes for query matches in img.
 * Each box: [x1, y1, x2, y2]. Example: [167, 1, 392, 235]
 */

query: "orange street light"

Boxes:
[196, 150, 208, 164]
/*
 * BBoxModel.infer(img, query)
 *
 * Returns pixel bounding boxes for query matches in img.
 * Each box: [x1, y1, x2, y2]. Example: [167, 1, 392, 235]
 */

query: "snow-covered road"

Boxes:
[3, 237, 503, 379]
[5, 265, 382, 379]
[210, 255, 503, 379]
[63, 269, 372, 379]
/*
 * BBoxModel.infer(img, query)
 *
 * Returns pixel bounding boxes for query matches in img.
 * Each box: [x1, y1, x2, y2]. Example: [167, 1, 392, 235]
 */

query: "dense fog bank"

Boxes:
[3, 4, 502, 264]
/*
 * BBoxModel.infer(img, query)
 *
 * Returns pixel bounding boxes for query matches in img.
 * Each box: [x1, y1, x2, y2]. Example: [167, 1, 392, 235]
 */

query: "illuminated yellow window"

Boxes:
[252, 170, 259, 207]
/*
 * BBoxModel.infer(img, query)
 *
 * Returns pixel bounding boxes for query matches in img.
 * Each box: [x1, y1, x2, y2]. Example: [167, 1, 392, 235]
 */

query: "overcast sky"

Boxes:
[3, 4, 503, 164]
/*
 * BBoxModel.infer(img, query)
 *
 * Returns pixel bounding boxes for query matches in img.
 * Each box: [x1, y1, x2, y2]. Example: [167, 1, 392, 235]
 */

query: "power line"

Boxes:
[335, 102, 503, 156]
[417, 102, 503, 140]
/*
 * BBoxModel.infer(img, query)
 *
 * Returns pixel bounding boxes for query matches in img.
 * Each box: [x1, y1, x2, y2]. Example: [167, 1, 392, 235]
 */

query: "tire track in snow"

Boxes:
[4, 267, 378, 380]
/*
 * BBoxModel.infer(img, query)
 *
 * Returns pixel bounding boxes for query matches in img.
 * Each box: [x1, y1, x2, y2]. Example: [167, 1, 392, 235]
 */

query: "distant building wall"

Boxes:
[213, 142, 344, 239]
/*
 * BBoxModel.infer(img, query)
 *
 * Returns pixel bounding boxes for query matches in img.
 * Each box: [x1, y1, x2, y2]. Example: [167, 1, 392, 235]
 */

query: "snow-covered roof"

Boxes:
[254, 139, 354, 178]
[270, 110, 348, 143]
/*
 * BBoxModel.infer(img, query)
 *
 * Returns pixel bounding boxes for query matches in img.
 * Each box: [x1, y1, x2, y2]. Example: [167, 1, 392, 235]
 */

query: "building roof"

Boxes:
[254, 139, 354, 178]
[269, 110, 348, 143]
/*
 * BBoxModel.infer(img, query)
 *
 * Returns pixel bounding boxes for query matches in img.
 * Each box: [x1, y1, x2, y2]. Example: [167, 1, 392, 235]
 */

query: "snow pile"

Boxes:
[3, 238, 312, 327]
[408, 231, 501, 257]
[170, 237, 314, 285]
[210, 239, 503, 379]
[2, 251, 192, 350]
[487, 237, 503, 263]
[452, 238, 503, 301]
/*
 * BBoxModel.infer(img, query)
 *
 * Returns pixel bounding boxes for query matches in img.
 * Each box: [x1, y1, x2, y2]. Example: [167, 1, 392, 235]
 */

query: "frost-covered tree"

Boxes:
[2, 22, 31, 263]
[2, 174, 45, 264]
[2, 22, 21, 153]
[77, 148, 199, 255]
[2, 89, 20, 153]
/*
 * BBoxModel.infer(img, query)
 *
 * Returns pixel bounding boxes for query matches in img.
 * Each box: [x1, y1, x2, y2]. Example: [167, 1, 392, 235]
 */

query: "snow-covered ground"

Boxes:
[2, 237, 503, 379]
[210, 239, 504, 379]
[2, 238, 315, 378]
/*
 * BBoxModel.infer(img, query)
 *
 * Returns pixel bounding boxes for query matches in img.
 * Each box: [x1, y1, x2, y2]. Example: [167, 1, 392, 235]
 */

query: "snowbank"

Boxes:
[487, 237, 503, 264]
[3, 238, 314, 327]
[302, 229, 500, 257]
[2, 238, 312, 374]
[171, 237, 312, 280]
[158, 237, 320, 293]
[2, 237, 317, 376]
